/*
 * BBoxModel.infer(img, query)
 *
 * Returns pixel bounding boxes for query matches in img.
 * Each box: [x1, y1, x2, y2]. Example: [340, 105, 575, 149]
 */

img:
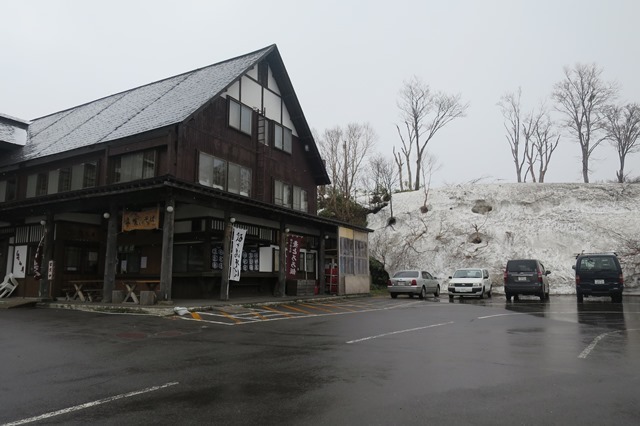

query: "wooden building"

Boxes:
[0, 45, 371, 302]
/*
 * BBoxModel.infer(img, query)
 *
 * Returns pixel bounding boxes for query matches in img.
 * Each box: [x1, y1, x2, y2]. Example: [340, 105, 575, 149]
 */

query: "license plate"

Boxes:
[518, 276, 528, 282]
[594, 279, 605, 284]
[458, 287, 472, 292]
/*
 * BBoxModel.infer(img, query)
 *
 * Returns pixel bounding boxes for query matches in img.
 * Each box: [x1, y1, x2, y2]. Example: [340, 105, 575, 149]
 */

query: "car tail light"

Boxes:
[411, 279, 417, 286]
[387, 279, 392, 286]
[537, 269, 543, 283]
[503, 270, 507, 284]
[619, 274, 624, 286]
[575, 274, 580, 286]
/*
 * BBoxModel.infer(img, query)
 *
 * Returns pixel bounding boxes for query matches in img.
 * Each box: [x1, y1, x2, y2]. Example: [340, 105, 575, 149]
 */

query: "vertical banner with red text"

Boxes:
[229, 226, 247, 281]
[286, 235, 303, 280]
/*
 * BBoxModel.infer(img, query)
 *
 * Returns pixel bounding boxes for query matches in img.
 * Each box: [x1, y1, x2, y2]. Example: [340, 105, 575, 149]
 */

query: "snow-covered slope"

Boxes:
[367, 183, 640, 294]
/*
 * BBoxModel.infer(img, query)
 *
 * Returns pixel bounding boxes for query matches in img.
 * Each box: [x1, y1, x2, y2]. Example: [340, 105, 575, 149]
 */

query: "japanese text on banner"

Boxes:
[229, 226, 247, 281]
[286, 235, 303, 279]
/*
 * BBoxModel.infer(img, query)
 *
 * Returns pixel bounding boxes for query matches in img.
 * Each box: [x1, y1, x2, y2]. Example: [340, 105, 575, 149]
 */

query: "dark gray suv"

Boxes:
[573, 253, 624, 303]
[503, 259, 550, 301]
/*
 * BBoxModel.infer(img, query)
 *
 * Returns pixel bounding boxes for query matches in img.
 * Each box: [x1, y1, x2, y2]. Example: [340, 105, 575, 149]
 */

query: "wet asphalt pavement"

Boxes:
[2, 294, 640, 425]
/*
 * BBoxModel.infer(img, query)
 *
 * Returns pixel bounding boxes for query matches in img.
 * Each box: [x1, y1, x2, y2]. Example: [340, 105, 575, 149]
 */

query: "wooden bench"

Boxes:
[120, 280, 160, 304]
[66, 280, 104, 302]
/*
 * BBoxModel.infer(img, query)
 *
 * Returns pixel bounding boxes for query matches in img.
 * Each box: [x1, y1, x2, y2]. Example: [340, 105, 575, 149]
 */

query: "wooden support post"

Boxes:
[160, 199, 175, 301]
[275, 223, 287, 297]
[102, 204, 118, 302]
[220, 214, 233, 301]
[39, 213, 54, 300]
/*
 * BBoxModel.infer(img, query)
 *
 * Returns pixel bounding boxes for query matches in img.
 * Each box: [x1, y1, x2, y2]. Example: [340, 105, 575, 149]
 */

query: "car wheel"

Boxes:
[514, 295, 520, 302]
[448, 294, 454, 301]
[409, 293, 414, 298]
[487, 286, 492, 298]
[576, 292, 583, 303]
[539, 291, 545, 301]
[390, 293, 398, 299]
[419, 286, 427, 300]
[506, 292, 512, 302]
[478, 288, 484, 299]
[434, 285, 440, 298]
[612, 294, 622, 303]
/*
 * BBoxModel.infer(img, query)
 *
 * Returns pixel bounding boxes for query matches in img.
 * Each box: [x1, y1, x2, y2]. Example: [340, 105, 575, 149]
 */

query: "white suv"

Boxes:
[448, 268, 492, 300]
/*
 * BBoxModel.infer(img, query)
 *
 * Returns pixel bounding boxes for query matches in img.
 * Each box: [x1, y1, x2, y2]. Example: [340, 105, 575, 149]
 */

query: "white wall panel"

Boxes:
[264, 90, 282, 122]
[241, 76, 262, 111]
[223, 81, 240, 100]
[268, 67, 280, 94]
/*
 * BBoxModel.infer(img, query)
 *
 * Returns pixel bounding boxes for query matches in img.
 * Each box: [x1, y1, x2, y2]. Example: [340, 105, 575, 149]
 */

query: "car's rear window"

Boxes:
[578, 256, 618, 272]
[453, 269, 482, 278]
[393, 271, 419, 278]
[507, 260, 537, 272]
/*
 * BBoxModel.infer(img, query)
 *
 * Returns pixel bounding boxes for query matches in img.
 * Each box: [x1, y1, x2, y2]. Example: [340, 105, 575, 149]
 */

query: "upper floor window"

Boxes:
[24, 161, 98, 198]
[273, 123, 292, 153]
[0, 177, 17, 202]
[228, 98, 252, 135]
[112, 150, 156, 183]
[293, 186, 308, 212]
[198, 152, 251, 197]
[274, 180, 307, 211]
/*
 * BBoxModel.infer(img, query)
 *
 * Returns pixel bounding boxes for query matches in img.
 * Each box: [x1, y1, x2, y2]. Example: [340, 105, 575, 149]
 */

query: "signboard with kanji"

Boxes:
[229, 226, 247, 281]
[122, 207, 160, 231]
[286, 235, 302, 279]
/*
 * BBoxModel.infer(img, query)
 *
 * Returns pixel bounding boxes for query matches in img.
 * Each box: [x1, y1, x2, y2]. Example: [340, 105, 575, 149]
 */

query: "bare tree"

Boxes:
[368, 154, 398, 217]
[521, 107, 540, 182]
[396, 76, 468, 190]
[392, 146, 405, 191]
[317, 122, 376, 221]
[532, 110, 560, 183]
[498, 88, 526, 182]
[552, 63, 618, 183]
[603, 103, 640, 183]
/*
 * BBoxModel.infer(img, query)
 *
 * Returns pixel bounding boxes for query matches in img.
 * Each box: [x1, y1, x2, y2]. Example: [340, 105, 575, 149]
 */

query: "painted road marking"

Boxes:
[579, 328, 640, 359]
[179, 299, 446, 326]
[2, 382, 179, 425]
[346, 322, 454, 344]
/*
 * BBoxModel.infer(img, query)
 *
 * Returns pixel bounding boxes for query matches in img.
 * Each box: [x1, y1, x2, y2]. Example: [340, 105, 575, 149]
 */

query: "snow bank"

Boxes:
[367, 183, 640, 294]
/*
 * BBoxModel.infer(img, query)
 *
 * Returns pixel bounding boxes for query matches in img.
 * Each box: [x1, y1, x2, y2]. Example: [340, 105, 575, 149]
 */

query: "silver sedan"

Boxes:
[387, 270, 440, 299]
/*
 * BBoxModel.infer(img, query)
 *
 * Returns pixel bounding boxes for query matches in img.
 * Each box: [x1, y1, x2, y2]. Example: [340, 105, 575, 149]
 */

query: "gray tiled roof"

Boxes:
[0, 45, 274, 167]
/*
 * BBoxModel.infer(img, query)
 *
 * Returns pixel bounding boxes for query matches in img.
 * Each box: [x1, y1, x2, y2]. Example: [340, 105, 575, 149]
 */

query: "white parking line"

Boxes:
[579, 328, 640, 359]
[2, 382, 179, 425]
[346, 322, 454, 344]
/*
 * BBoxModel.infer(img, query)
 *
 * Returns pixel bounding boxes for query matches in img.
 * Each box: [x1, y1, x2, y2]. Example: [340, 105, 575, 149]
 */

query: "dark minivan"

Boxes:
[573, 253, 624, 303]
[504, 259, 550, 301]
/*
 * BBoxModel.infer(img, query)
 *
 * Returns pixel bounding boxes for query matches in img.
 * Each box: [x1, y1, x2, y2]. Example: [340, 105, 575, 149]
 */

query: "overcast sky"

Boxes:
[2, 0, 639, 187]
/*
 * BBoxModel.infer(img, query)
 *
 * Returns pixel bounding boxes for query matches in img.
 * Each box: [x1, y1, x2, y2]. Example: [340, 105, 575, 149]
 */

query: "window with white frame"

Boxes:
[198, 153, 251, 197]
[274, 180, 292, 207]
[112, 150, 156, 183]
[228, 98, 253, 135]
[273, 122, 292, 153]
[293, 186, 308, 212]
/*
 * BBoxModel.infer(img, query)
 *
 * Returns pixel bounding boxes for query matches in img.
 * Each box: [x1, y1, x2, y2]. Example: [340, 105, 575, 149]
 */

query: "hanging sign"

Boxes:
[229, 226, 247, 281]
[286, 235, 303, 279]
[122, 207, 160, 231]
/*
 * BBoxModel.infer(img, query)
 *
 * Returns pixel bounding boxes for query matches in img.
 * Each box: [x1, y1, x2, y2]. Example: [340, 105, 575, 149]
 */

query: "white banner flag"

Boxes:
[229, 226, 247, 281]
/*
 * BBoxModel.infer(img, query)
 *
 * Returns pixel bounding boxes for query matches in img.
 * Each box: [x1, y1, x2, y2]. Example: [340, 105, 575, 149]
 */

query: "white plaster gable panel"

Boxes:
[246, 66, 258, 80]
[240, 76, 262, 112]
[282, 106, 297, 137]
[267, 66, 280, 95]
[224, 81, 240, 100]
[263, 90, 281, 122]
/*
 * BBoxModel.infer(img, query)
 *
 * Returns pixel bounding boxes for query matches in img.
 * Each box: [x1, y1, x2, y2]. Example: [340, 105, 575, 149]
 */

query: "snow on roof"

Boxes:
[0, 114, 28, 146]
[368, 182, 640, 294]
[0, 45, 274, 166]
